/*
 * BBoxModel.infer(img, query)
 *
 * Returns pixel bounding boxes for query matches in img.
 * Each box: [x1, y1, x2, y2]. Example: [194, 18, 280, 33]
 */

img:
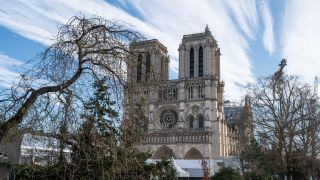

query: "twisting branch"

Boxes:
[0, 16, 144, 143]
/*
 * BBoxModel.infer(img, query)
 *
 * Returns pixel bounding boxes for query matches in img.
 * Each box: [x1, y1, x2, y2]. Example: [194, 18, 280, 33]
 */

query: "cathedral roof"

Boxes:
[130, 39, 167, 52]
[224, 106, 245, 125]
[183, 32, 207, 40]
[182, 25, 214, 43]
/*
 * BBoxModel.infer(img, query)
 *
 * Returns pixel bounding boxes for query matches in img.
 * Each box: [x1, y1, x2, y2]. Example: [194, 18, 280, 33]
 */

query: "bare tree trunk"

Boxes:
[0, 63, 83, 143]
[0, 16, 143, 144]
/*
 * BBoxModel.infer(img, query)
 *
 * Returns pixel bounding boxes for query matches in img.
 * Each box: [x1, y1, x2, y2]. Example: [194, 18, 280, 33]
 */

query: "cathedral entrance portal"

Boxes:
[152, 145, 176, 159]
[184, 147, 203, 159]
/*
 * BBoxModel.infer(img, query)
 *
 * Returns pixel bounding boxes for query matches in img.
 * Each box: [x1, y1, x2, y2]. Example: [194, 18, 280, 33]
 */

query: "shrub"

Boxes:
[211, 166, 243, 180]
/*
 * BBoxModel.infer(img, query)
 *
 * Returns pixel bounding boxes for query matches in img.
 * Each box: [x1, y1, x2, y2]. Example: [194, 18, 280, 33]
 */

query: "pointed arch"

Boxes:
[152, 145, 176, 159]
[197, 114, 204, 129]
[184, 147, 203, 159]
[190, 47, 194, 78]
[198, 46, 203, 77]
[187, 115, 195, 129]
[137, 54, 142, 82]
[145, 53, 151, 81]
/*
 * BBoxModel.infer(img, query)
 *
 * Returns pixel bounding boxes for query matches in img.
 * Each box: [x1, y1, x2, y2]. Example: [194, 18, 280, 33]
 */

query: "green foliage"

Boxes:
[68, 77, 120, 179]
[84, 77, 119, 131]
[151, 159, 176, 179]
[240, 139, 271, 179]
[243, 172, 269, 180]
[211, 166, 243, 180]
[2, 162, 65, 180]
[7, 78, 176, 179]
[121, 97, 148, 147]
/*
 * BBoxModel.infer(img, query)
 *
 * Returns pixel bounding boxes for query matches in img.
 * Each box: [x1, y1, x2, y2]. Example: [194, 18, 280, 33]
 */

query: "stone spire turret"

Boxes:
[205, 24, 209, 32]
[205, 24, 211, 34]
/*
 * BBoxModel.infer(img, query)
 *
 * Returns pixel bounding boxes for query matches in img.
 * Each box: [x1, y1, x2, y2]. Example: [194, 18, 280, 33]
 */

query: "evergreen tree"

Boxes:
[240, 139, 271, 179]
[71, 77, 119, 179]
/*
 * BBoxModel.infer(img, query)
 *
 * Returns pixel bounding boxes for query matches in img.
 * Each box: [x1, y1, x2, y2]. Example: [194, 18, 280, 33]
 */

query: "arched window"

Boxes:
[190, 48, 194, 78]
[199, 46, 203, 77]
[137, 54, 142, 82]
[189, 116, 195, 128]
[198, 115, 204, 129]
[145, 53, 151, 81]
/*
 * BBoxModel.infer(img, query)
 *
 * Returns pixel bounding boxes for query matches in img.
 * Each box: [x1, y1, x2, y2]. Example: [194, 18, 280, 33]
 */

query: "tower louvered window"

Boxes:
[137, 54, 142, 82]
[190, 48, 194, 78]
[145, 53, 151, 81]
[199, 46, 203, 77]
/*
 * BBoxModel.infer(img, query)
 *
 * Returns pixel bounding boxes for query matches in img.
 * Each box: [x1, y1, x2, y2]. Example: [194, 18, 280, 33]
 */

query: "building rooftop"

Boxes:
[130, 39, 167, 51]
[182, 25, 213, 41]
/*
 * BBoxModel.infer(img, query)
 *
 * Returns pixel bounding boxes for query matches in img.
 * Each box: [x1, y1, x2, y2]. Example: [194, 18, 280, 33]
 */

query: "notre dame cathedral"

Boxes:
[127, 26, 252, 160]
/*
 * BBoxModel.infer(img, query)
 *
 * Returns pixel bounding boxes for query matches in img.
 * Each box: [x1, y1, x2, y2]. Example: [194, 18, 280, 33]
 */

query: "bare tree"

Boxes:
[0, 16, 144, 143]
[0, 16, 177, 179]
[247, 61, 320, 178]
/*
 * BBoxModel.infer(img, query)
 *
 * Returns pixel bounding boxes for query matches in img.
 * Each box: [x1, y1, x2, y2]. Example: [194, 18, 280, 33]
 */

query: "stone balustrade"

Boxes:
[144, 131, 212, 144]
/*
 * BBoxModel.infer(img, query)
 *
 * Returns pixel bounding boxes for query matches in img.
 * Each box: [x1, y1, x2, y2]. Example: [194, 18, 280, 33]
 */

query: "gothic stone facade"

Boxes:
[128, 27, 250, 159]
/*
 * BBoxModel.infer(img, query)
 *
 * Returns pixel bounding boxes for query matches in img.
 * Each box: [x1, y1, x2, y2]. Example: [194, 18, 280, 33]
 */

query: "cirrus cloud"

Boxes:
[0, 0, 277, 100]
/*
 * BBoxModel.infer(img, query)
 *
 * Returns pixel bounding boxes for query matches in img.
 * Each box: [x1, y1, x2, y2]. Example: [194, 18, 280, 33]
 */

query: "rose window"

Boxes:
[160, 109, 178, 128]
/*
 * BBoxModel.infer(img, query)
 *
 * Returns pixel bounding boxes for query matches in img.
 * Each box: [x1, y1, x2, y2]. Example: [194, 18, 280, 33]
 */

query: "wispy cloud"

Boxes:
[260, 0, 274, 55]
[0, 53, 24, 87]
[0, 0, 163, 87]
[281, 1, 320, 83]
[0, 0, 161, 45]
[118, 0, 258, 100]
[223, 0, 258, 40]
[0, 0, 270, 100]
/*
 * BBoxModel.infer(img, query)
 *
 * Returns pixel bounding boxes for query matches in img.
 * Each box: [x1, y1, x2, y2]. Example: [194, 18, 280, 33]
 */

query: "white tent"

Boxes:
[146, 159, 190, 177]
[172, 158, 190, 177]
[147, 157, 240, 177]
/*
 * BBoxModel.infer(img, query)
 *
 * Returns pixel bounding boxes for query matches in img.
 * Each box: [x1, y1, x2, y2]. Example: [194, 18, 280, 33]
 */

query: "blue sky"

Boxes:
[0, 0, 319, 100]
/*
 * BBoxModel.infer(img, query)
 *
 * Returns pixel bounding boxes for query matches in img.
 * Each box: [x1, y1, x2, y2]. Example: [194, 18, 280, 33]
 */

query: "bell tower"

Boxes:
[129, 39, 169, 83]
[178, 25, 221, 79]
